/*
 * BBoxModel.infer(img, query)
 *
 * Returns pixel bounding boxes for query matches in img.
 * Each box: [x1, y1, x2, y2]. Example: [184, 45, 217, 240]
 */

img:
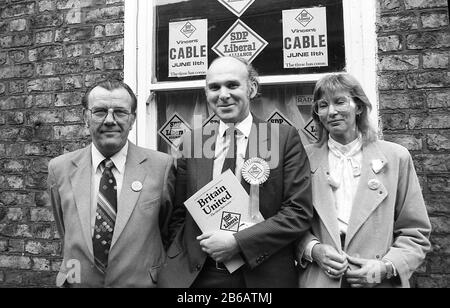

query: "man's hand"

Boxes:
[345, 255, 387, 288]
[311, 244, 348, 279]
[197, 231, 240, 263]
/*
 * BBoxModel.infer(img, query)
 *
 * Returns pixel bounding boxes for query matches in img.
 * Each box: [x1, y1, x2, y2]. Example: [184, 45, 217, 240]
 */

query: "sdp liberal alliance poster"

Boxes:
[283, 7, 328, 69]
[169, 19, 208, 78]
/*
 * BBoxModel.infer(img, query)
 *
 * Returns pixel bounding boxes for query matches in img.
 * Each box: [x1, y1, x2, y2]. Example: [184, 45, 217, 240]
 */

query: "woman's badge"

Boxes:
[371, 159, 385, 174]
[368, 179, 381, 190]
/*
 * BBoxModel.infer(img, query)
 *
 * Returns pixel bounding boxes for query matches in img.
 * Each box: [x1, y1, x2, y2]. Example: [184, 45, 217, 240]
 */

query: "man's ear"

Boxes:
[249, 81, 258, 99]
[129, 113, 137, 130]
[82, 109, 89, 127]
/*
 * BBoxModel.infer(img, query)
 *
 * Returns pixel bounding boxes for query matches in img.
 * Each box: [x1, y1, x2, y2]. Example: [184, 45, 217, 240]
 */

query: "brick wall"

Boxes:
[378, 0, 450, 287]
[1, 0, 448, 288]
[0, 0, 124, 287]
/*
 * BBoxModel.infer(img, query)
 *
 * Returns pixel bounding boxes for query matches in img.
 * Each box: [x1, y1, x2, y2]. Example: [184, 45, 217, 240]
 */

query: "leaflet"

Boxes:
[184, 170, 253, 273]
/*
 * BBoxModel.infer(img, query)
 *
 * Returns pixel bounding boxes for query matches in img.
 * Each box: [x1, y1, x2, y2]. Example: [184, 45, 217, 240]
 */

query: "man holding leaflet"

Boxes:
[159, 56, 313, 288]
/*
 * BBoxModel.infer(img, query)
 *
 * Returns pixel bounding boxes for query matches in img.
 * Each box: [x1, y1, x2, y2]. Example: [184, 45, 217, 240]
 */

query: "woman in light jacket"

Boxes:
[298, 73, 431, 288]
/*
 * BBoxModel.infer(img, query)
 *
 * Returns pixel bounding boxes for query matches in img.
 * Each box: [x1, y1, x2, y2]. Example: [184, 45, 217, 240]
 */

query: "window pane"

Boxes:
[156, 83, 317, 155]
[155, 0, 345, 82]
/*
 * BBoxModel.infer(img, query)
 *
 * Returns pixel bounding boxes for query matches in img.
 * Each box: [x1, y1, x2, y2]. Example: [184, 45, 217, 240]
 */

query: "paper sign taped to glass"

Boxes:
[184, 169, 265, 273]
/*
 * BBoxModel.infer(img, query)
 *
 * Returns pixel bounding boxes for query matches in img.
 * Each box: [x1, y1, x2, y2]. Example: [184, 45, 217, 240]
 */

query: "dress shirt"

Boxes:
[328, 135, 363, 235]
[213, 113, 253, 181]
[90, 142, 128, 236]
[303, 135, 362, 261]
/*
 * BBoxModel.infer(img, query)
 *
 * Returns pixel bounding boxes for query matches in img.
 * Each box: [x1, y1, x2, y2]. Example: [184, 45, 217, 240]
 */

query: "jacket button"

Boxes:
[196, 264, 202, 271]
[376, 255, 380, 259]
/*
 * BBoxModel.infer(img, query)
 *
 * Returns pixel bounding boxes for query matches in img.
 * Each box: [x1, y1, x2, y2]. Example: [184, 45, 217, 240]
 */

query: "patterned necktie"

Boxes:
[221, 127, 238, 175]
[93, 159, 117, 273]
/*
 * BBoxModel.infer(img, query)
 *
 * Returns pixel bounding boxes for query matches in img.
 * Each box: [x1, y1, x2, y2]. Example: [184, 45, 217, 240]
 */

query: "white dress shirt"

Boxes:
[213, 113, 253, 181]
[328, 135, 363, 235]
[90, 142, 128, 236]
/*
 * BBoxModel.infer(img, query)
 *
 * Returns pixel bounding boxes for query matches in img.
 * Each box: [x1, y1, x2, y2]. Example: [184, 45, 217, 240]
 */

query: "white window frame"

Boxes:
[124, 0, 377, 149]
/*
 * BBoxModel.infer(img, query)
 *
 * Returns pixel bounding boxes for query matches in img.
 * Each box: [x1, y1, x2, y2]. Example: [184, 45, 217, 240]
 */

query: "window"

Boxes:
[124, 0, 377, 152]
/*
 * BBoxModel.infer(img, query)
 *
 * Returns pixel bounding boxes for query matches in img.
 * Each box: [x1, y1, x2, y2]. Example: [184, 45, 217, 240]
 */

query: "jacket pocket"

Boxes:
[149, 265, 160, 284]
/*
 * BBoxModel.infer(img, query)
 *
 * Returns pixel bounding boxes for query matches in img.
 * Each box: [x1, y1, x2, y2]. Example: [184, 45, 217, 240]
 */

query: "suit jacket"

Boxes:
[158, 116, 313, 288]
[48, 142, 176, 287]
[297, 140, 431, 288]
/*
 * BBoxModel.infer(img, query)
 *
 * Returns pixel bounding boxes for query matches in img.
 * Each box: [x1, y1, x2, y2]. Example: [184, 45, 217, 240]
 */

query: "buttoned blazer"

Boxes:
[158, 116, 313, 288]
[297, 140, 431, 288]
[48, 143, 175, 287]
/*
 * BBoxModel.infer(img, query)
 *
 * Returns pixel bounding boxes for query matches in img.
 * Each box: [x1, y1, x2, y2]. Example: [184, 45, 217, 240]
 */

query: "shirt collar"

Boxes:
[92, 141, 129, 174]
[328, 133, 362, 156]
[218, 113, 253, 139]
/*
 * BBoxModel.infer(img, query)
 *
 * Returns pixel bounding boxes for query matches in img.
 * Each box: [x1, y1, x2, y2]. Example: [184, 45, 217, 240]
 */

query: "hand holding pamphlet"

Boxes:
[184, 170, 253, 273]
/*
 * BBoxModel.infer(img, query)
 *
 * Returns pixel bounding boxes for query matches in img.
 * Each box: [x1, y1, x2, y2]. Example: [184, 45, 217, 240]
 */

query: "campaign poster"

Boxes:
[169, 19, 208, 78]
[217, 0, 255, 17]
[283, 7, 328, 69]
[212, 19, 268, 63]
[158, 113, 192, 150]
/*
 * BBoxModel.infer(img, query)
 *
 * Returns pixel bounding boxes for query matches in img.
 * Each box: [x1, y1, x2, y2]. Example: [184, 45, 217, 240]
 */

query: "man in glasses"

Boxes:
[47, 80, 175, 287]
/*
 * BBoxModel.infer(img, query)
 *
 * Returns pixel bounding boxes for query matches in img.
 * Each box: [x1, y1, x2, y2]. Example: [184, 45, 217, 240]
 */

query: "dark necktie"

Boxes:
[93, 159, 117, 273]
[221, 127, 238, 175]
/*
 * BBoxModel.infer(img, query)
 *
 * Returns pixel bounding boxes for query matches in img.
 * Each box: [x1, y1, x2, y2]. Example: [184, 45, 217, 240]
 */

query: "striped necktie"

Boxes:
[221, 127, 239, 175]
[93, 159, 117, 273]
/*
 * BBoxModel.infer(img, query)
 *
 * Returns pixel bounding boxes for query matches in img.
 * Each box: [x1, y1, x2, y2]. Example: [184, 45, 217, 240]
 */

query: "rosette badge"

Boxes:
[242, 158, 270, 185]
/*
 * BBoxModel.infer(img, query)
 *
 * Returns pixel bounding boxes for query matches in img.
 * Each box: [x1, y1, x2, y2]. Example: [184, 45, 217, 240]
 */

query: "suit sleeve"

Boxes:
[383, 149, 431, 287]
[234, 126, 314, 269]
[166, 154, 189, 247]
[47, 160, 65, 240]
[159, 156, 177, 249]
[296, 230, 319, 268]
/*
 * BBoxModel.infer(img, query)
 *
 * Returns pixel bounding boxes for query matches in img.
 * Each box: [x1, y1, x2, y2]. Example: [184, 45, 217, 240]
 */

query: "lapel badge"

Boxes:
[241, 157, 270, 185]
[368, 179, 381, 190]
[371, 159, 385, 174]
[131, 181, 143, 192]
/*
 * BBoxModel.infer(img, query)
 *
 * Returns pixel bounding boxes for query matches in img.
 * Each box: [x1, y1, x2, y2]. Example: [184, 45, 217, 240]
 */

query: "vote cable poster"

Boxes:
[283, 7, 328, 69]
[169, 19, 208, 78]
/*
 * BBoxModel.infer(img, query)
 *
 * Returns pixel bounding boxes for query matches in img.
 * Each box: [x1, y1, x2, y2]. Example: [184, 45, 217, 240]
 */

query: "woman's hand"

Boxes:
[312, 244, 348, 279]
[345, 255, 387, 288]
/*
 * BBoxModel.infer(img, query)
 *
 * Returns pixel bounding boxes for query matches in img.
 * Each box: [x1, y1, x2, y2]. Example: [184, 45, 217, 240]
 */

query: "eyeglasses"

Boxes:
[86, 108, 132, 122]
[313, 96, 353, 115]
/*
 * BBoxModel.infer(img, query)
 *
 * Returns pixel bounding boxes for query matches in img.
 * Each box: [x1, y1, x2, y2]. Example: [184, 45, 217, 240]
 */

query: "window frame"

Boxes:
[124, 0, 377, 149]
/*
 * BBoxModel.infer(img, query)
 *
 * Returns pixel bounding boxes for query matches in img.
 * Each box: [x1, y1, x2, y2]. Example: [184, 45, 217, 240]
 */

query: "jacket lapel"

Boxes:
[345, 141, 388, 248]
[196, 127, 215, 191]
[111, 143, 148, 247]
[309, 144, 341, 250]
[69, 146, 94, 257]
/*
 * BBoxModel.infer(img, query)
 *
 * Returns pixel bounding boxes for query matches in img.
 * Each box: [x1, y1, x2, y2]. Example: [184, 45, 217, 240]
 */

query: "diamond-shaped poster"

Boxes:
[158, 113, 192, 150]
[212, 19, 268, 63]
[267, 110, 294, 127]
[217, 0, 255, 17]
[303, 118, 319, 141]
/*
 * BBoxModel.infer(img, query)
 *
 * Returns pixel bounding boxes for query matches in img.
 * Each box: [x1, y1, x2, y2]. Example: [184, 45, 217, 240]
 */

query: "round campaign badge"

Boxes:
[241, 158, 270, 185]
[131, 181, 143, 192]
